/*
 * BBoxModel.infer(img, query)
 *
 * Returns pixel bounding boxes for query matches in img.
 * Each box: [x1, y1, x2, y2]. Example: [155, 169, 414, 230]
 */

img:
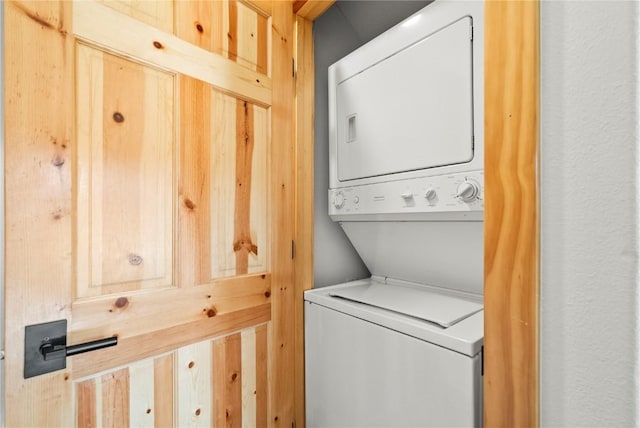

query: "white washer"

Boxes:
[305, 278, 483, 427]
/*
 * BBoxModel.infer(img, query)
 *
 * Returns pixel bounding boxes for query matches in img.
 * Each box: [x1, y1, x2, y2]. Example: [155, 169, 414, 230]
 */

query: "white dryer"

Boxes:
[305, 1, 485, 426]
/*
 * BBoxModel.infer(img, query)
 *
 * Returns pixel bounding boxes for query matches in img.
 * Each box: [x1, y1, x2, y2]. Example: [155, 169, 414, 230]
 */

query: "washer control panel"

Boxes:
[329, 170, 483, 218]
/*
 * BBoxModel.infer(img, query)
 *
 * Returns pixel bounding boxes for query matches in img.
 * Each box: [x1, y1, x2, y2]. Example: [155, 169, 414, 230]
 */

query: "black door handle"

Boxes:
[24, 319, 118, 378]
[40, 336, 118, 361]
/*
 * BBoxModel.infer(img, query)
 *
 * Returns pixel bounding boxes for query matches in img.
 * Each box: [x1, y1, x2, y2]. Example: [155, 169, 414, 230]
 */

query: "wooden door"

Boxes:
[4, 0, 297, 426]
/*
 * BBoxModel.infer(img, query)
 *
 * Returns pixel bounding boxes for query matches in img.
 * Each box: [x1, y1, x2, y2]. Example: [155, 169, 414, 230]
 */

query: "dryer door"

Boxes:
[334, 17, 474, 182]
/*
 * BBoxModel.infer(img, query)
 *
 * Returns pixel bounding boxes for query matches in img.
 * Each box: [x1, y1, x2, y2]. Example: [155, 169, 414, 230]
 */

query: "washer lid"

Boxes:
[329, 281, 482, 328]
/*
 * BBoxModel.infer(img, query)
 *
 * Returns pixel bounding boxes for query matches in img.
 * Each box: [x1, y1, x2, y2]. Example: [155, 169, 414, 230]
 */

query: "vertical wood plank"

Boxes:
[77, 379, 97, 428]
[257, 14, 269, 75]
[210, 90, 238, 278]
[293, 15, 315, 428]
[211, 0, 229, 58]
[102, 368, 130, 428]
[255, 323, 269, 428]
[234, 100, 257, 275]
[154, 353, 175, 428]
[179, 75, 213, 287]
[270, 1, 296, 426]
[210, 90, 269, 279]
[177, 341, 213, 427]
[175, 1, 213, 50]
[241, 328, 257, 427]
[228, 0, 239, 62]
[484, 1, 540, 427]
[129, 359, 155, 427]
[4, 1, 74, 426]
[97, 0, 174, 34]
[236, 3, 259, 71]
[214, 333, 243, 427]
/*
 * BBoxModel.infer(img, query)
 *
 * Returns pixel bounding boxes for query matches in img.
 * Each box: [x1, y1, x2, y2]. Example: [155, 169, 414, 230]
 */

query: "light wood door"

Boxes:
[4, 0, 297, 426]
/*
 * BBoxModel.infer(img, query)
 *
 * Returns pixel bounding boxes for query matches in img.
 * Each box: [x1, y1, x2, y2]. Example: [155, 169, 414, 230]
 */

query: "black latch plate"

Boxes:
[24, 319, 67, 379]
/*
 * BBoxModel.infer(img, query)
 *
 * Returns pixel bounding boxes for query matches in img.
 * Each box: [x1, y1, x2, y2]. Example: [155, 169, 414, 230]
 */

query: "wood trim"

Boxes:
[291, 3, 332, 428]
[243, 0, 273, 17]
[293, 15, 315, 428]
[72, 304, 271, 379]
[73, 1, 272, 107]
[4, 1, 75, 426]
[269, 1, 297, 426]
[484, 1, 540, 427]
[70, 273, 271, 343]
[293, 0, 334, 21]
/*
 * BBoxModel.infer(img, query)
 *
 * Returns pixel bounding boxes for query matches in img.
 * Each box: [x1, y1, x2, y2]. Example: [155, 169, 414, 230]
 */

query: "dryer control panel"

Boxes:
[328, 170, 483, 221]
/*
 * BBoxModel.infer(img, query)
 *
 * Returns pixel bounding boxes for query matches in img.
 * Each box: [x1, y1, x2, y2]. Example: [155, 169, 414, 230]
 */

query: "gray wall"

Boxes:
[540, 1, 640, 426]
[313, 1, 430, 287]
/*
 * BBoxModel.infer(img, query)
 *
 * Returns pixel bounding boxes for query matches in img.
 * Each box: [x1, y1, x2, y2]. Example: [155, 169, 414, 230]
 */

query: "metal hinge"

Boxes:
[291, 240, 295, 259]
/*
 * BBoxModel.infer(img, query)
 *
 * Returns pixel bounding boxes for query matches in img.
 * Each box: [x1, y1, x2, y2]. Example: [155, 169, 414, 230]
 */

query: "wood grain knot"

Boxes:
[264, 291, 271, 298]
[195, 22, 204, 33]
[51, 155, 65, 167]
[114, 297, 129, 309]
[231, 372, 238, 382]
[184, 198, 196, 210]
[233, 238, 258, 255]
[112, 112, 125, 123]
[153, 41, 163, 49]
[188, 361, 195, 369]
[207, 308, 217, 318]
[146, 409, 152, 414]
[195, 408, 201, 416]
[128, 253, 143, 265]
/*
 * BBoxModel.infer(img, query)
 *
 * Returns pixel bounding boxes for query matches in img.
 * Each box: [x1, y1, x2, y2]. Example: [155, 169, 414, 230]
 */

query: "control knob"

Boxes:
[333, 192, 346, 209]
[456, 181, 479, 202]
[425, 188, 437, 202]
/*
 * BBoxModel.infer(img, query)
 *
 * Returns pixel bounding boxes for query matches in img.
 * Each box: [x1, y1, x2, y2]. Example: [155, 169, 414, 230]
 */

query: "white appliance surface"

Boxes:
[340, 220, 483, 295]
[305, 277, 483, 357]
[335, 17, 473, 182]
[305, 281, 483, 427]
[308, 1, 485, 426]
[329, 170, 484, 221]
[328, 0, 484, 190]
[329, 281, 482, 328]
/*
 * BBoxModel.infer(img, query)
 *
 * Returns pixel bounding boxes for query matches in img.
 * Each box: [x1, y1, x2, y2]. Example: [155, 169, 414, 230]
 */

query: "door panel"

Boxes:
[76, 43, 175, 297]
[5, 0, 295, 426]
[176, 0, 269, 75]
[72, 325, 268, 427]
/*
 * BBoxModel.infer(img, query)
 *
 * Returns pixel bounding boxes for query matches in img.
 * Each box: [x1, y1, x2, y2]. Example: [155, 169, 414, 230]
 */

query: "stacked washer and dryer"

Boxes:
[305, 1, 485, 427]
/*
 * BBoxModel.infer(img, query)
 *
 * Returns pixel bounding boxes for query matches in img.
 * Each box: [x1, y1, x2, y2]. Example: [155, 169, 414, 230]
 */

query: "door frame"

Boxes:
[292, 1, 540, 427]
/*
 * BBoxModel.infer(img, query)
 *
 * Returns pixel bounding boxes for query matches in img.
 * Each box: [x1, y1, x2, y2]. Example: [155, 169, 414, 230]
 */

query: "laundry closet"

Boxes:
[307, 1, 485, 426]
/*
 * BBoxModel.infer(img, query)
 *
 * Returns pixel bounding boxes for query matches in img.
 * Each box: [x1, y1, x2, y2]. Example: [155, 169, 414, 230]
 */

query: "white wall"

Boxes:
[540, 1, 640, 426]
